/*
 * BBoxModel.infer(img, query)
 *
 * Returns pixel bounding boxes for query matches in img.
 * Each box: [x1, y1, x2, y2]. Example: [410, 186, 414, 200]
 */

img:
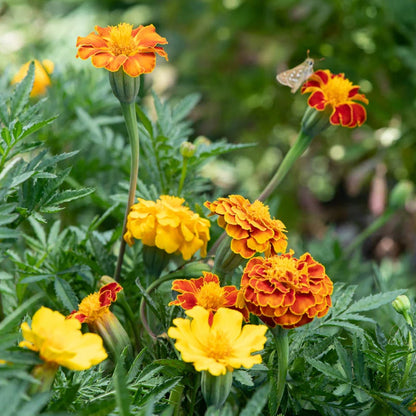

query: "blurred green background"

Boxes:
[2, 0, 415, 289]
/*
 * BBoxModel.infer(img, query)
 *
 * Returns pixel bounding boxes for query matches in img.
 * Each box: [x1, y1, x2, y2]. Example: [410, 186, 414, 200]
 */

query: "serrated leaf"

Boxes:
[11, 62, 34, 119]
[113, 356, 131, 416]
[346, 290, 405, 314]
[19, 116, 57, 141]
[240, 383, 270, 416]
[0, 227, 20, 239]
[28, 216, 46, 246]
[233, 370, 254, 387]
[333, 383, 351, 396]
[54, 276, 79, 312]
[333, 284, 357, 312]
[45, 187, 95, 206]
[127, 348, 147, 383]
[80, 399, 116, 416]
[305, 356, 347, 382]
[352, 386, 372, 403]
[136, 106, 153, 137]
[172, 93, 200, 123]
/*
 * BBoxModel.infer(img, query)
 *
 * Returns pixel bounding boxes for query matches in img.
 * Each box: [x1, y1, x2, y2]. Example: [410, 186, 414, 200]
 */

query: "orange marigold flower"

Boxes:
[301, 69, 368, 128]
[409, 398, 416, 413]
[68, 282, 122, 324]
[240, 250, 333, 329]
[169, 271, 249, 322]
[11, 59, 54, 97]
[124, 195, 210, 261]
[76, 23, 168, 77]
[204, 195, 287, 259]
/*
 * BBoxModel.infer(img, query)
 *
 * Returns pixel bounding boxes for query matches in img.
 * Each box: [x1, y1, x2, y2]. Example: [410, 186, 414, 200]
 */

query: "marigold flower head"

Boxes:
[409, 398, 416, 413]
[124, 195, 210, 261]
[301, 69, 368, 128]
[168, 306, 267, 376]
[76, 23, 168, 77]
[68, 282, 122, 325]
[240, 250, 333, 329]
[204, 195, 287, 259]
[19, 307, 107, 371]
[11, 59, 54, 97]
[169, 272, 249, 322]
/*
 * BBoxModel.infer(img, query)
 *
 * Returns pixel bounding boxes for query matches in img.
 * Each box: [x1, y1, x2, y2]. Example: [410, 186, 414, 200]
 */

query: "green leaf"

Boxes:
[113, 355, 132, 416]
[80, 399, 116, 416]
[172, 93, 200, 123]
[45, 187, 95, 207]
[346, 289, 406, 313]
[127, 348, 147, 383]
[19, 116, 57, 141]
[240, 383, 270, 416]
[54, 276, 79, 312]
[10, 61, 34, 119]
[0, 227, 20, 239]
[305, 356, 348, 382]
[16, 392, 51, 416]
[0, 292, 44, 333]
[233, 369, 254, 387]
[136, 105, 153, 137]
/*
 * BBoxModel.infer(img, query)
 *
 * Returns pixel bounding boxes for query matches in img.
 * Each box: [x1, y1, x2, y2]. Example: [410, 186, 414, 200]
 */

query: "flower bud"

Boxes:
[389, 180, 414, 210]
[180, 141, 196, 158]
[201, 370, 233, 409]
[300, 105, 331, 138]
[392, 295, 413, 327]
[109, 68, 141, 104]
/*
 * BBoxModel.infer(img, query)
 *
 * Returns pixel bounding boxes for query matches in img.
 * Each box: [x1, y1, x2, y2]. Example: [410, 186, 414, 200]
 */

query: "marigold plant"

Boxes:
[124, 195, 210, 261]
[76, 23, 168, 77]
[168, 306, 267, 376]
[204, 194, 287, 259]
[19, 307, 107, 371]
[301, 69, 368, 128]
[11, 59, 54, 97]
[169, 271, 249, 322]
[240, 250, 333, 328]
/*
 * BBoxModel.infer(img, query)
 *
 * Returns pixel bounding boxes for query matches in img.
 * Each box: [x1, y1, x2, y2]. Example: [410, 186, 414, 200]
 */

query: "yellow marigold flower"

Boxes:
[19, 307, 107, 371]
[169, 272, 250, 322]
[11, 59, 54, 97]
[124, 195, 210, 261]
[240, 251, 333, 329]
[204, 194, 287, 259]
[301, 70, 368, 128]
[168, 306, 267, 376]
[76, 23, 168, 77]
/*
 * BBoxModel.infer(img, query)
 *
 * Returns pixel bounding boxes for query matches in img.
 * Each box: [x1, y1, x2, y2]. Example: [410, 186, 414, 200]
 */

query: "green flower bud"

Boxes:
[389, 180, 414, 209]
[392, 295, 413, 326]
[201, 370, 233, 409]
[109, 68, 141, 104]
[180, 141, 196, 158]
[300, 105, 331, 138]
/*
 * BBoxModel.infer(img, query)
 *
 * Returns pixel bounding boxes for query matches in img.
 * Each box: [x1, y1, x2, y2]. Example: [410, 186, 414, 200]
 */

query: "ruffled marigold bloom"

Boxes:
[19, 307, 107, 371]
[11, 59, 54, 97]
[169, 272, 249, 322]
[68, 282, 122, 324]
[301, 69, 368, 128]
[204, 195, 287, 259]
[240, 251, 333, 329]
[76, 23, 168, 77]
[168, 306, 267, 376]
[124, 195, 210, 261]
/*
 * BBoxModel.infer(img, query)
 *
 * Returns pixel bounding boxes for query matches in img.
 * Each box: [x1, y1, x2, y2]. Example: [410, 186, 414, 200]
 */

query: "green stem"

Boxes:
[114, 102, 140, 281]
[257, 130, 313, 202]
[400, 312, 414, 388]
[177, 157, 188, 195]
[343, 208, 394, 258]
[117, 296, 142, 352]
[167, 383, 185, 416]
[270, 326, 289, 414]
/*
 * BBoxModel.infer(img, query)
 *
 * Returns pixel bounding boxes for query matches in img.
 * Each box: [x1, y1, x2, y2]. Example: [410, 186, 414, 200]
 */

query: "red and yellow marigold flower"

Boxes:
[20, 307, 107, 371]
[240, 250, 333, 329]
[124, 195, 210, 261]
[169, 272, 249, 322]
[68, 281, 130, 356]
[76, 23, 168, 77]
[301, 69, 368, 128]
[11, 59, 54, 97]
[68, 282, 122, 324]
[205, 195, 287, 259]
[168, 306, 267, 376]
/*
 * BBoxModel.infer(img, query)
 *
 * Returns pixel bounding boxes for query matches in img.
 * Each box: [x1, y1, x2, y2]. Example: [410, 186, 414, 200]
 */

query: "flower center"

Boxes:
[322, 75, 354, 106]
[78, 293, 106, 323]
[206, 329, 232, 360]
[108, 23, 140, 56]
[195, 282, 225, 310]
[249, 200, 271, 221]
[268, 256, 303, 289]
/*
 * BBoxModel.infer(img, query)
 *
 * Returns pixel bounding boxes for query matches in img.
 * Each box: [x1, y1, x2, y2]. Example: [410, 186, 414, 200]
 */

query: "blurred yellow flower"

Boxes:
[19, 307, 107, 371]
[124, 195, 210, 261]
[11, 59, 54, 97]
[168, 306, 267, 376]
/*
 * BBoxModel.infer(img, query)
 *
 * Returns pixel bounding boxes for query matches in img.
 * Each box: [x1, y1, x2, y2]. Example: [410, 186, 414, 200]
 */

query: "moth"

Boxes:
[276, 50, 314, 93]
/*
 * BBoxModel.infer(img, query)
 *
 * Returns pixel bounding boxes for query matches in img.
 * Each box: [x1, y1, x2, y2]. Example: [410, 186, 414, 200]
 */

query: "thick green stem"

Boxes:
[114, 102, 140, 281]
[257, 130, 313, 202]
[270, 326, 289, 415]
[400, 312, 414, 388]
